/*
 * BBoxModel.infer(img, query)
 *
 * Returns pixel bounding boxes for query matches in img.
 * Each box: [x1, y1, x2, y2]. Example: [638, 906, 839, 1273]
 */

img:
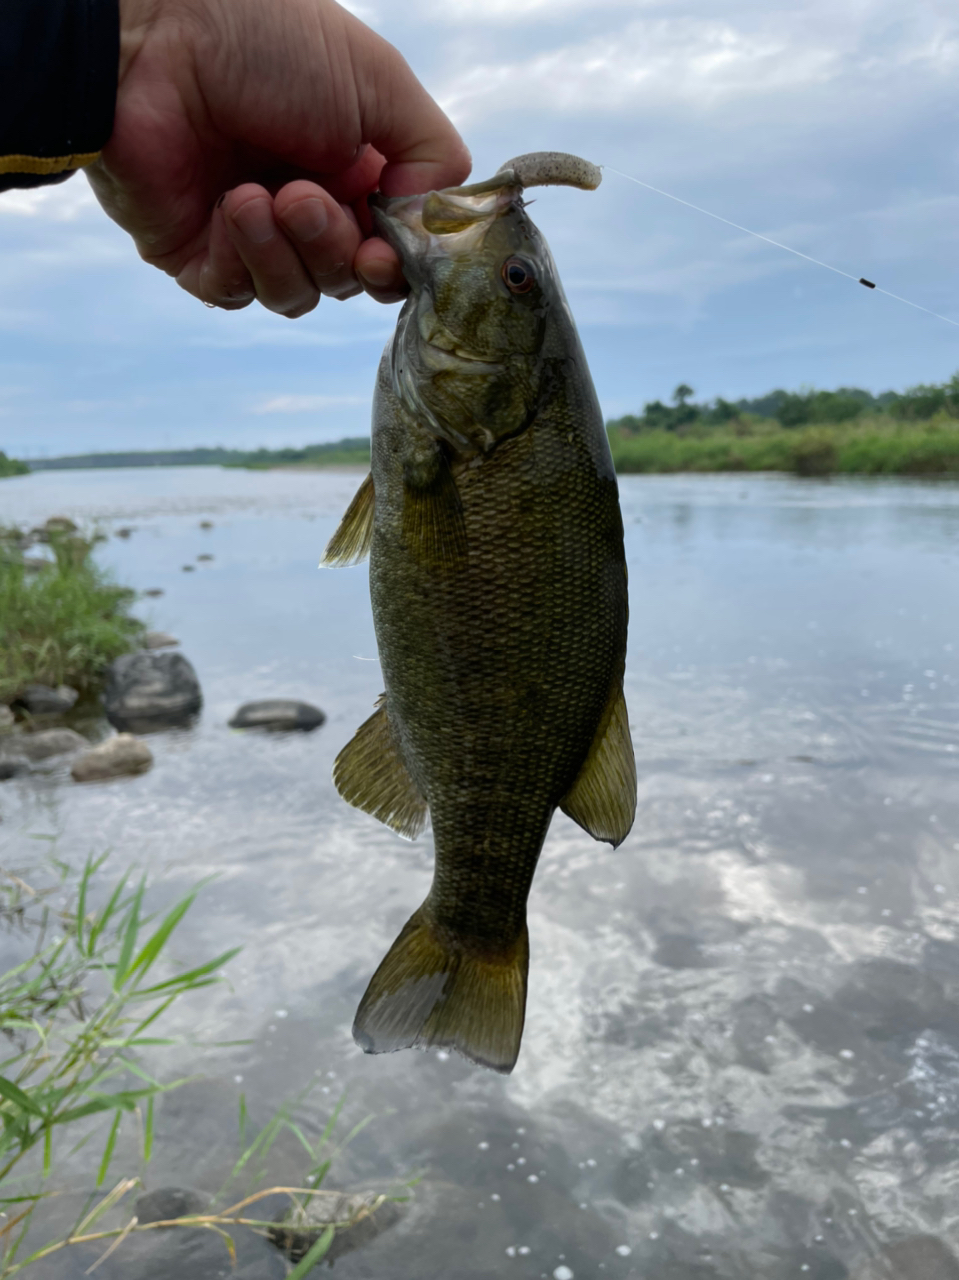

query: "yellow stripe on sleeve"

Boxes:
[0, 151, 100, 176]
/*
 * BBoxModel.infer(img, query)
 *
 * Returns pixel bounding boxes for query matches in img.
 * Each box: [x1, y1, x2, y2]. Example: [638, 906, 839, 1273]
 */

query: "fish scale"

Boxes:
[324, 153, 636, 1072]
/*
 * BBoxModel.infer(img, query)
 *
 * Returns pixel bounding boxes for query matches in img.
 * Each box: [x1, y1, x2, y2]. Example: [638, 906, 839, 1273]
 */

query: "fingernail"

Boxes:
[358, 259, 398, 290]
[282, 198, 329, 244]
[231, 199, 274, 245]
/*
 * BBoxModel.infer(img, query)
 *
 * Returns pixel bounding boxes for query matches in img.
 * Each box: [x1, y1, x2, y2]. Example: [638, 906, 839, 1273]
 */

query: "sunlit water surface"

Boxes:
[1, 467, 958, 1279]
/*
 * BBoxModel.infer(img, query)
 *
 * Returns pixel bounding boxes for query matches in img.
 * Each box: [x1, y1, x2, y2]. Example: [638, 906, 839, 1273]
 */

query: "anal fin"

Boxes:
[560, 684, 636, 847]
[322, 472, 375, 567]
[333, 697, 427, 839]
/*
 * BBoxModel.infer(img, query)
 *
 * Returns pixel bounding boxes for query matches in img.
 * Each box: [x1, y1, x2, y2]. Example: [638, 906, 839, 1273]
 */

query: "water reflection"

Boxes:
[1, 468, 957, 1277]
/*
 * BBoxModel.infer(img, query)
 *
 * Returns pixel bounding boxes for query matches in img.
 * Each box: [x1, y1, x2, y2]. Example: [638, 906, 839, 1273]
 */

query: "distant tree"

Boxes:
[777, 393, 812, 428]
[673, 383, 694, 407]
[709, 397, 738, 424]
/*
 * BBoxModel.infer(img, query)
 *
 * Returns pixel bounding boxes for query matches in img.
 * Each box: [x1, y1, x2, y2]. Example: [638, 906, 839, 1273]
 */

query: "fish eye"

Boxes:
[502, 258, 535, 294]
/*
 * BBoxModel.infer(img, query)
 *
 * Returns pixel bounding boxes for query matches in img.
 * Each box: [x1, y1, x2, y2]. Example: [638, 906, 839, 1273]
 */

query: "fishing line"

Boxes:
[603, 165, 959, 330]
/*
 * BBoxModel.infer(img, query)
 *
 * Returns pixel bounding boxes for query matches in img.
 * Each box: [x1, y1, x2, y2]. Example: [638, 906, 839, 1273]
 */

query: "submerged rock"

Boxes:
[0, 706, 14, 732]
[270, 1187, 405, 1265]
[11, 728, 87, 761]
[135, 1187, 210, 1223]
[229, 700, 326, 732]
[15, 684, 79, 716]
[103, 652, 202, 732]
[71, 734, 153, 782]
[0, 759, 27, 781]
[142, 631, 179, 650]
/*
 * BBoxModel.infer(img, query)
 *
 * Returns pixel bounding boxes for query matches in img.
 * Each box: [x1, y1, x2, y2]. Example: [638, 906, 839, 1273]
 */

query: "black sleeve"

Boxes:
[0, 0, 120, 193]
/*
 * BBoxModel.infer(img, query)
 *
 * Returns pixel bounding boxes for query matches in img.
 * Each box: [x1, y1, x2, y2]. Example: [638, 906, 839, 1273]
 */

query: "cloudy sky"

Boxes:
[2, 0, 958, 457]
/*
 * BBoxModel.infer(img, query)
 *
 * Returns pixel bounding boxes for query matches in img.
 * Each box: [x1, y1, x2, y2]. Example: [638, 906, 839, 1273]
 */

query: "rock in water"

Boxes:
[135, 1187, 210, 1223]
[0, 706, 14, 732]
[269, 1188, 404, 1265]
[71, 734, 154, 782]
[142, 631, 179, 650]
[229, 700, 326, 732]
[11, 728, 87, 761]
[0, 760, 26, 781]
[104, 652, 202, 731]
[15, 684, 79, 715]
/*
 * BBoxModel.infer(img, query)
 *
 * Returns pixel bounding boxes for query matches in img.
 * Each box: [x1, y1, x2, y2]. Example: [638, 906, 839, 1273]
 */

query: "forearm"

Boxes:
[0, 0, 120, 191]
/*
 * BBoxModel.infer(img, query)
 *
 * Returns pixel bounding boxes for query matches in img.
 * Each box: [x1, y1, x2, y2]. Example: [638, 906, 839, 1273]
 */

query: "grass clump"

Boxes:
[0, 530, 143, 702]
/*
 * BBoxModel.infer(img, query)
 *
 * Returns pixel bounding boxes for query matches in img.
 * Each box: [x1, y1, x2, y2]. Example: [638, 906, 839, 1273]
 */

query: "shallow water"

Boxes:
[1, 466, 958, 1279]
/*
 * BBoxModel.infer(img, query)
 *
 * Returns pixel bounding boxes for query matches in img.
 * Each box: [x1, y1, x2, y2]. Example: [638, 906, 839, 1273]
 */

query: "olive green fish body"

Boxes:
[325, 155, 636, 1073]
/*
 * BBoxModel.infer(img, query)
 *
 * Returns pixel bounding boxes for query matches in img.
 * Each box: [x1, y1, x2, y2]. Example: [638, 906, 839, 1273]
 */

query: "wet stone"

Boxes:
[229, 699, 326, 732]
[270, 1188, 405, 1265]
[103, 652, 202, 732]
[71, 734, 153, 782]
[0, 706, 14, 732]
[135, 1187, 210, 1223]
[0, 759, 27, 781]
[142, 631, 179, 650]
[8, 728, 87, 761]
[15, 684, 79, 716]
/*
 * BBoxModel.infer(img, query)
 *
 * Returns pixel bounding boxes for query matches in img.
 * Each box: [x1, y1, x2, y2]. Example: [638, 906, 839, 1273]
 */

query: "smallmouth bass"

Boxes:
[324, 152, 636, 1073]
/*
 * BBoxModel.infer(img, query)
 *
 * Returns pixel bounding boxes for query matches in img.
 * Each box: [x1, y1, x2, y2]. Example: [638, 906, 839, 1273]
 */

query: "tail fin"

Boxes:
[352, 905, 529, 1074]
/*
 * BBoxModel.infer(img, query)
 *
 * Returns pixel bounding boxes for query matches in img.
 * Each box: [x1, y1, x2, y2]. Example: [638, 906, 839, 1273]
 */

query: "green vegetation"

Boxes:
[0, 454, 28, 480]
[0, 529, 143, 702]
[0, 858, 386, 1276]
[28, 438, 371, 472]
[607, 371, 959, 476]
[231, 438, 370, 469]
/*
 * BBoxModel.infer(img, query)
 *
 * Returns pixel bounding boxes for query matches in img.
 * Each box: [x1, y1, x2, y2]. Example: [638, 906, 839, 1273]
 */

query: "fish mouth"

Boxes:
[370, 183, 519, 273]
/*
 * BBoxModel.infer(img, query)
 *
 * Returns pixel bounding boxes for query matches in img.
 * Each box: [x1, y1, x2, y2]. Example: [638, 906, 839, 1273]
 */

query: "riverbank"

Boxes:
[608, 417, 959, 476]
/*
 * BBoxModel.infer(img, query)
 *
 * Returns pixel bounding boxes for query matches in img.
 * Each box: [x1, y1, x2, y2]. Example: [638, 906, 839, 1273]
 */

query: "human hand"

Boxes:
[87, 0, 470, 315]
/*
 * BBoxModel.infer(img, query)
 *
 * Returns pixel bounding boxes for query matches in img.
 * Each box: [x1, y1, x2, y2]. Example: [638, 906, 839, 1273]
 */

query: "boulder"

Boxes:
[142, 631, 179, 650]
[103, 652, 202, 732]
[71, 734, 153, 782]
[15, 684, 79, 716]
[12, 728, 87, 761]
[0, 706, 14, 732]
[229, 700, 326, 732]
[270, 1187, 405, 1266]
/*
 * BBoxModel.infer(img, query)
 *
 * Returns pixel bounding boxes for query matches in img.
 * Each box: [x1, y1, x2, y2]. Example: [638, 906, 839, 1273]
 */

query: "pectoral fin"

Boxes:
[322, 472, 375, 567]
[333, 698, 427, 839]
[561, 684, 636, 847]
[402, 449, 467, 570]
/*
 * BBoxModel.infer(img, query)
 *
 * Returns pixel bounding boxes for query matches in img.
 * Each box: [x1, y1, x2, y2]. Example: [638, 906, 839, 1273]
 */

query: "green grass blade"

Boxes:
[136, 947, 241, 995]
[0, 1077, 44, 1118]
[143, 1096, 154, 1164]
[127, 892, 196, 982]
[113, 880, 145, 990]
[87, 872, 130, 956]
[286, 1226, 336, 1278]
[96, 1112, 122, 1187]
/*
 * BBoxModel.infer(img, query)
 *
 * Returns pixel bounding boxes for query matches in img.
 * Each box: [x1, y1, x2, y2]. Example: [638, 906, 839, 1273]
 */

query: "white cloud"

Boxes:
[250, 394, 370, 414]
[0, 175, 98, 221]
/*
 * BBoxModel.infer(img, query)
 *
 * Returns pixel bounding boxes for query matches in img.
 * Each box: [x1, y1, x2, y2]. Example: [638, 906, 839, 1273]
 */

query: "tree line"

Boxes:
[610, 372, 959, 433]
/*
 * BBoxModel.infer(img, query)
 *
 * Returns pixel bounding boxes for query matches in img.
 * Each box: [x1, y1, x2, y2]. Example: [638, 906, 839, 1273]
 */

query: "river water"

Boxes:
[1, 466, 958, 1279]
